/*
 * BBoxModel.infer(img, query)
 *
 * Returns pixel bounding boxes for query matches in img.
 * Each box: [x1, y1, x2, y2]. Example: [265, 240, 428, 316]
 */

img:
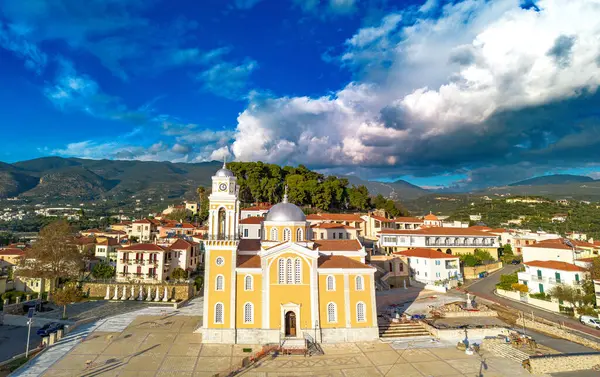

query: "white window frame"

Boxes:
[294, 258, 301, 284]
[244, 274, 253, 291]
[215, 274, 224, 291]
[327, 302, 337, 323]
[214, 302, 224, 324]
[286, 258, 293, 284]
[355, 275, 364, 291]
[356, 301, 366, 323]
[326, 275, 335, 291]
[271, 227, 278, 241]
[296, 228, 303, 241]
[283, 228, 291, 241]
[278, 258, 285, 284]
[243, 302, 254, 324]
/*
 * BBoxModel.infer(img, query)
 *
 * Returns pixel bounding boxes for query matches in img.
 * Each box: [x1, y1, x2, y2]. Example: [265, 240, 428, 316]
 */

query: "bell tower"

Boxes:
[208, 160, 240, 239]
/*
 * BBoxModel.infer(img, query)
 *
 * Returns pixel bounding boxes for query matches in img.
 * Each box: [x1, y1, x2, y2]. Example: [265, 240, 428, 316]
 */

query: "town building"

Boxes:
[377, 227, 500, 259]
[199, 163, 377, 344]
[240, 217, 263, 239]
[94, 238, 120, 266]
[128, 219, 159, 242]
[521, 238, 598, 264]
[423, 213, 442, 227]
[552, 213, 568, 223]
[518, 260, 588, 295]
[241, 203, 272, 219]
[158, 222, 197, 238]
[310, 223, 359, 240]
[167, 238, 202, 273]
[116, 244, 174, 282]
[394, 248, 461, 287]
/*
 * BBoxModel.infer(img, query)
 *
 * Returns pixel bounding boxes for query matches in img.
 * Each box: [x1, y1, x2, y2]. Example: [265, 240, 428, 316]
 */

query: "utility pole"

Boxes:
[25, 308, 34, 358]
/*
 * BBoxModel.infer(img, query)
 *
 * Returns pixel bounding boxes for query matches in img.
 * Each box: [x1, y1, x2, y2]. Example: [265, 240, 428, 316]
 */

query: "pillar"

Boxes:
[104, 285, 111, 300]
[56, 329, 64, 340]
[49, 332, 56, 345]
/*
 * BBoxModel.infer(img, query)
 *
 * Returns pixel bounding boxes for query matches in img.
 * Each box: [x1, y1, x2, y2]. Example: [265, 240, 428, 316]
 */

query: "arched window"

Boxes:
[326, 275, 335, 291]
[244, 302, 253, 324]
[244, 275, 253, 291]
[283, 228, 291, 241]
[215, 275, 224, 291]
[217, 208, 226, 238]
[356, 302, 366, 322]
[296, 228, 303, 241]
[355, 275, 364, 291]
[271, 227, 278, 241]
[286, 258, 293, 284]
[278, 259, 285, 284]
[327, 302, 337, 323]
[214, 302, 224, 324]
[294, 258, 301, 284]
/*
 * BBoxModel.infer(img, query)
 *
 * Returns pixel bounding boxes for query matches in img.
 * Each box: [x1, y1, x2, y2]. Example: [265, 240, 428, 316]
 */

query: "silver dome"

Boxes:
[265, 203, 306, 222]
[265, 188, 306, 222]
[214, 160, 235, 177]
[215, 168, 234, 177]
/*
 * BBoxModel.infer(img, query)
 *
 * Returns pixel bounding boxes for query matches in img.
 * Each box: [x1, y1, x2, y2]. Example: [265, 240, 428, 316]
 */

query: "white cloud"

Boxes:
[328, 0, 357, 14]
[230, 0, 600, 184]
[0, 21, 47, 74]
[197, 59, 258, 99]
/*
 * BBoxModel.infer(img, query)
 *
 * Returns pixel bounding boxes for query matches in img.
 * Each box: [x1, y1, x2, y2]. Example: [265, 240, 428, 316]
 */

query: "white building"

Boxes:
[239, 216, 263, 239]
[395, 248, 461, 286]
[116, 244, 173, 282]
[128, 219, 158, 242]
[310, 223, 359, 240]
[518, 260, 588, 295]
[552, 214, 568, 223]
[94, 238, 120, 266]
[521, 238, 597, 264]
[167, 239, 201, 274]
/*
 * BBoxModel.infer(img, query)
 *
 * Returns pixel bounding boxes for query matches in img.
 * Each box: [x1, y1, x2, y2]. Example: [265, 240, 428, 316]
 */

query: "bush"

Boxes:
[92, 262, 115, 279]
[529, 292, 551, 301]
[576, 306, 597, 316]
[460, 254, 479, 267]
[1, 291, 26, 303]
[194, 276, 203, 291]
[511, 283, 529, 293]
[171, 268, 187, 281]
[496, 272, 518, 290]
[559, 305, 575, 316]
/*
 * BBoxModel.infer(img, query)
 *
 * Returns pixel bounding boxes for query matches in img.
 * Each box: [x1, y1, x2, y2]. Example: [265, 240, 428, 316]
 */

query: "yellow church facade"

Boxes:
[198, 163, 379, 344]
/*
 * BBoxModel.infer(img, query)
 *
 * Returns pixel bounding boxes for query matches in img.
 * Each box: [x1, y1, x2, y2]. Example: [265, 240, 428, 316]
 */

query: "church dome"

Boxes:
[214, 160, 235, 177]
[265, 189, 306, 222]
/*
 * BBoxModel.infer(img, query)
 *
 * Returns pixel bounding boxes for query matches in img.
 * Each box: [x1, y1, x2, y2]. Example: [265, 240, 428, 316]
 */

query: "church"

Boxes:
[198, 163, 379, 344]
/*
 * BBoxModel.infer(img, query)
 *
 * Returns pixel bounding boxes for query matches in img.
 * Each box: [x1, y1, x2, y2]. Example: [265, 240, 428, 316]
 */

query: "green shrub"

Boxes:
[194, 276, 203, 291]
[1, 291, 26, 303]
[529, 292, 551, 301]
[496, 272, 518, 290]
[576, 306, 597, 316]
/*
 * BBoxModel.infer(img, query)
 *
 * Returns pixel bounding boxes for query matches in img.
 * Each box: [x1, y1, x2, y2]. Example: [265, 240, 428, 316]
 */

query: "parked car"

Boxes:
[580, 315, 600, 330]
[36, 322, 64, 337]
[511, 259, 521, 265]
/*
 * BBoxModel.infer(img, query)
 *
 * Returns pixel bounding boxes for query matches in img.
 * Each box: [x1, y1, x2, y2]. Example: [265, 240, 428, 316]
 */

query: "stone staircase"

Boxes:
[483, 342, 529, 363]
[280, 338, 307, 355]
[378, 320, 432, 340]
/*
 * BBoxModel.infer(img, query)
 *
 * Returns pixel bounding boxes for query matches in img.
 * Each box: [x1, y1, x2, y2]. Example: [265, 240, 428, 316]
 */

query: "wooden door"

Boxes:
[285, 311, 296, 337]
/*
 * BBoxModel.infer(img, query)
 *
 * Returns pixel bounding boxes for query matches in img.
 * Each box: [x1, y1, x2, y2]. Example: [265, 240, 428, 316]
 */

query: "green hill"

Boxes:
[509, 174, 593, 186]
[343, 176, 429, 201]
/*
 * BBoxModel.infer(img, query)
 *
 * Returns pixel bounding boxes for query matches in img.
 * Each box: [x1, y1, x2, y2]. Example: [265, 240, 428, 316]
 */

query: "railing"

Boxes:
[531, 276, 546, 282]
[547, 277, 561, 284]
[425, 241, 495, 247]
[202, 234, 242, 241]
[445, 263, 458, 269]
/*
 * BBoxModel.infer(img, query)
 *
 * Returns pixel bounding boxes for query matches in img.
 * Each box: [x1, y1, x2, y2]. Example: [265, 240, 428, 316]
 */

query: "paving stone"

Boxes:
[341, 366, 383, 377]
[412, 360, 462, 376]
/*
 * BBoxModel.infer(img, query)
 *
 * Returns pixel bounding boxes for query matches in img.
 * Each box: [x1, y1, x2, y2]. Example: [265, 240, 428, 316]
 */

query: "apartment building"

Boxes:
[518, 260, 588, 295]
[239, 216, 263, 239]
[240, 203, 272, 219]
[94, 238, 121, 266]
[310, 223, 359, 240]
[128, 219, 159, 242]
[395, 248, 461, 286]
[116, 244, 173, 282]
[168, 238, 202, 272]
[521, 238, 598, 264]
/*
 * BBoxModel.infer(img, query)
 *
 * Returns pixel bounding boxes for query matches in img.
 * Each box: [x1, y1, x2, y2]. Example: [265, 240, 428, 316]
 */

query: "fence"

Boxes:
[496, 289, 560, 312]
[462, 262, 503, 280]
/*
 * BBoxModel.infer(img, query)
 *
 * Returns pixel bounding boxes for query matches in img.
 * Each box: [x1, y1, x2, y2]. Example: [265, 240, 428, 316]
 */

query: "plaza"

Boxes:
[11, 298, 546, 377]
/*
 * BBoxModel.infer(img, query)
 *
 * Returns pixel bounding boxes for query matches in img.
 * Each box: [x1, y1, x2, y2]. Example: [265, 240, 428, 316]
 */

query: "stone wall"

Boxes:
[442, 310, 497, 318]
[527, 353, 600, 374]
[516, 317, 600, 351]
[462, 262, 503, 280]
[320, 327, 379, 343]
[3, 299, 37, 315]
[496, 289, 560, 312]
[81, 282, 194, 301]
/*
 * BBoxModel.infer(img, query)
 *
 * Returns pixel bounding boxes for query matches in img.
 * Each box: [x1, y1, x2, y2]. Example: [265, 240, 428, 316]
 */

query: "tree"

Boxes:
[587, 257, 600, 280]
[171, 267, 187, 281]
[165, 208, 190, 222]
[460, 254, 479, 267]
[496, 272, 518, 290]
[196, 186, 210, 223]
[348, 185, 370, 210]
[18, 220, 84, 280]
[548, 284, 585, 308]
[502, 244, 513, 256]
[473, 249, 495, 263]
[52, 284, 84, 319]
[91, 262, 115, 279]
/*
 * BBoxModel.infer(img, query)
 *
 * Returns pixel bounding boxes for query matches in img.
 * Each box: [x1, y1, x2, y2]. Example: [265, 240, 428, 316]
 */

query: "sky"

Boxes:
[1, 0, 600, 190]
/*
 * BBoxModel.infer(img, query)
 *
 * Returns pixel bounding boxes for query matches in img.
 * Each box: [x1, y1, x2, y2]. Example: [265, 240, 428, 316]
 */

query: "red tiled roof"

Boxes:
[133, 219, 153, 224]
[82, 228, 102, 233]
[487, 228, 507, 234]
[424, 213, 439, 220]
[307, 213, 365, 222]
[119, 244, 167, 252]
[526, 238, 586, 250]
[469, 226, 492, 231]
[525, 260, 586, 272]
[369, 215, 394, 223]
[379, 227, 495, 236]
[243, 203, 273, 211]
[161, 222, 196, 229]
[317, 255, 373, 269]
[0, 248, 25, 256]
[238, 239, 262, 252]
[73, 236, 96, 245]
[169, 239, 198, 249]
[311, 223, 356, 229]
[314, 240, 362, 252]
[240, 216, 264, 224]
[237, 255, 261, 268]
[394, 248, 458, 259]
[393, 217, 423, 223]
[97, 238, 120, 246]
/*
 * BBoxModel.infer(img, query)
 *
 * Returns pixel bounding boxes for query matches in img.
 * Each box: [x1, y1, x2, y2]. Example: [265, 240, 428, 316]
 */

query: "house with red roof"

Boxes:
[241, 203, 272, 219]
[394, 248, 461, 287]
[116, 243, 174, 282]
[518, 260, 589, 296]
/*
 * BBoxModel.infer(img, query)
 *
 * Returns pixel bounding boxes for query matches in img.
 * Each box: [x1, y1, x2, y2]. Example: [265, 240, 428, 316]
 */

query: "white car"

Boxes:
[580, 315, 600, 329]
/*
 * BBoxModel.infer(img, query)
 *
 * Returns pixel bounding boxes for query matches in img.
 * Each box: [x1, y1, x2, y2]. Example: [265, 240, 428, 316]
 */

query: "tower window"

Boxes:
[244, 302, 253, 324]
[283, 228, 291, 241]
[355, 276, 364, 291]
[215, 275, 224, 291]
[245, 275, 253, 291]
[296, 228, 303, 241]
[271, 227, 278, 241]
[214, 302, 224, 324]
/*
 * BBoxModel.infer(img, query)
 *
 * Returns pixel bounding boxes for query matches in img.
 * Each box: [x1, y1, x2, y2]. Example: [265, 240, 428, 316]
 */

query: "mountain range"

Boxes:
[1, 157, 599, 204]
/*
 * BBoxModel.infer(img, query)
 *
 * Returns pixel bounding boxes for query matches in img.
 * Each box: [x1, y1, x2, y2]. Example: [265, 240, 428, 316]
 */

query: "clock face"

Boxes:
[219, 183, 228, 192]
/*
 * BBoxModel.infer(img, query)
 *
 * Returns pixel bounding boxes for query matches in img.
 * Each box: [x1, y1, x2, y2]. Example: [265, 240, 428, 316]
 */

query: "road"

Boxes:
[465, 264, 600, 343]
[0, 325, 42, 362]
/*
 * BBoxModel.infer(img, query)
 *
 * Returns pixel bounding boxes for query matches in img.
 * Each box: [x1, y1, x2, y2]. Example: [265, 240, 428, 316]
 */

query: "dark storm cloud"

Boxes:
[547, 35, 577, 69]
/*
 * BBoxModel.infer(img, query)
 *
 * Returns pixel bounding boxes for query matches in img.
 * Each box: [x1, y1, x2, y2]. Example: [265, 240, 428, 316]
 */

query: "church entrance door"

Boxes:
[285, 311, 296, 337]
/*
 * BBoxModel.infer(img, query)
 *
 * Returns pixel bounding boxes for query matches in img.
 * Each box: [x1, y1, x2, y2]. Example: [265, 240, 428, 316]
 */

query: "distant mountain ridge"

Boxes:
[508, 174, 594, 186]
[343, 176, 430, 201]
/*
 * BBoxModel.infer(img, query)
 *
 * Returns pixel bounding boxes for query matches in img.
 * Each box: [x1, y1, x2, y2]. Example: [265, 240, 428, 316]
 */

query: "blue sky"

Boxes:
[1, 0, 600, 189]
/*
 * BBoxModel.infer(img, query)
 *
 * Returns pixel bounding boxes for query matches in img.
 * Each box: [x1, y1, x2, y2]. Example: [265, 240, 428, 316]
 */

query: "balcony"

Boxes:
[146, 273, 158, 279]
[445, 262, 458, 269]
[547, 278, 562, 284]
[531, 276, 546, 283]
